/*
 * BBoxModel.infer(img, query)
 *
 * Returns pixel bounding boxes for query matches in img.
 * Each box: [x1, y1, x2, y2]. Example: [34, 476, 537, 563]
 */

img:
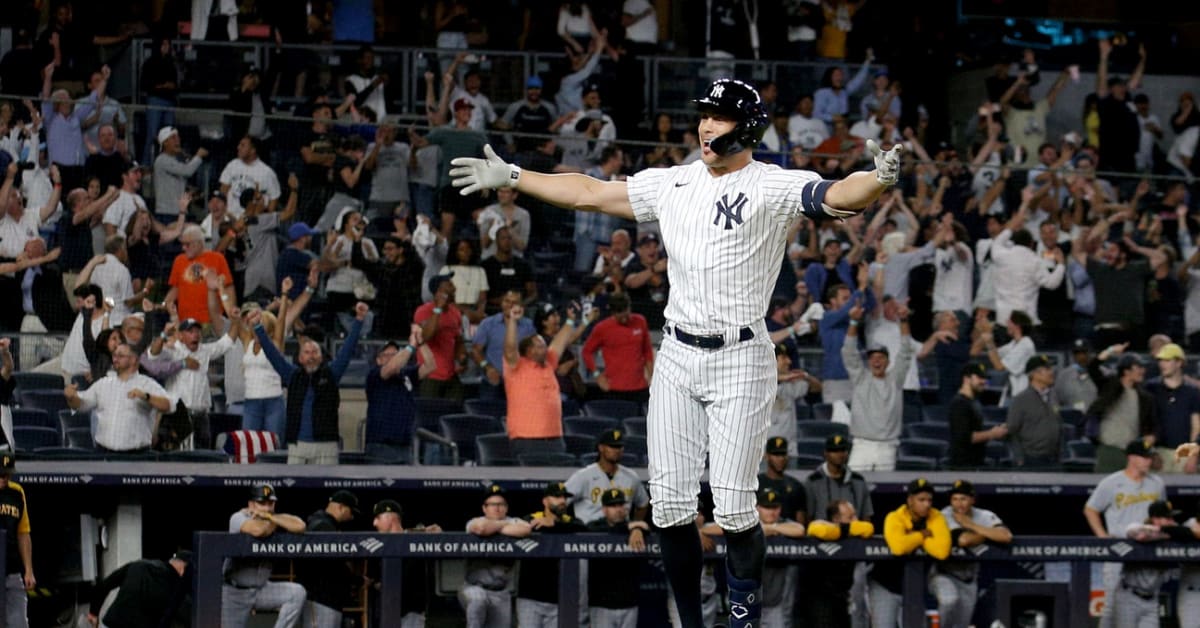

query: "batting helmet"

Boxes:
[693, 78, 769, 157]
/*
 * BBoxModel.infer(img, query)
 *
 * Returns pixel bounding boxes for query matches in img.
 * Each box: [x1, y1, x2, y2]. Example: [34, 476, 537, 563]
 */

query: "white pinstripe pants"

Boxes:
[648, 326, 775, 531]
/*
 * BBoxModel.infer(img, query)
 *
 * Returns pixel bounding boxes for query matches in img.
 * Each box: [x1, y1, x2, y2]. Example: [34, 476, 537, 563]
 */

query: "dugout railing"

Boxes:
[192, 531, 1199, 628]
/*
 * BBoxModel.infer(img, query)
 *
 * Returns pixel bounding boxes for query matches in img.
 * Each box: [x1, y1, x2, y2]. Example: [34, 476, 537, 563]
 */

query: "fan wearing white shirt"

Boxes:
[102, 162, 149, 236]
[218, 136, 281, 217]
[787, 95, 829, 150]
[972, 310, 1037, 402]
[72, 236, 146, 326]
[65, 341, 176, 452]
[0, 163, 61, 259]
[988, 188, 1065, 325]
[932, 220, 974, 316]
[149, 312, 239, 449]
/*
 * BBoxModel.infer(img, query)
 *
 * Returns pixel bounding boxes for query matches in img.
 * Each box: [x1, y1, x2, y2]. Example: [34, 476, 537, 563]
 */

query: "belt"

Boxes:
[1122, 583, 1155, 601]
[667, 325, 753, 350]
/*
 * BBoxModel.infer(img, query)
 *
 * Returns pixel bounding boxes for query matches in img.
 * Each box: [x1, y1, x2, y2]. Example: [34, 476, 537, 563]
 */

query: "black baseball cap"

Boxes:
[1024, 354, 1053, 374]
[600, 488, 627, 506]
[373, 499, 402, 517]
[636, 233, 659, 247]
[0, 453, 14, 473]
[179, 318, 203, 332]
[170, 550, 194, 565]
[544, 481, 573, 498]
[756, 487, 783, 507]
[329, 490, 360, 514]
[1125, 438, 1155, 458]
[949, 479, 975, 497]
[825, 434, 851, 452]
[597, 429, 625, 448]
[907, 478, 934, 496]
[1072, 338, 1092, 354]
[765, 436, 789, 455]
[1148, 500, 1182, 520]
[1117, 354, 1145, 373]
[250, 483, 277, 502]
[482, 483, 506, 503]
[961, 362, 988, 379]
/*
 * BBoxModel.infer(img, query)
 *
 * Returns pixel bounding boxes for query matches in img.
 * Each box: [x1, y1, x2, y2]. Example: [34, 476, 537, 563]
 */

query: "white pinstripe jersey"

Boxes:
[626, 160, 830, 331]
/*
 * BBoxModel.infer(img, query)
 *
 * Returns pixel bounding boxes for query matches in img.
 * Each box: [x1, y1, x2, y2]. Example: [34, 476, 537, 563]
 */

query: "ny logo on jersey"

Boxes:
[710, 83, 725, 99]
[713, 192, 748, 230]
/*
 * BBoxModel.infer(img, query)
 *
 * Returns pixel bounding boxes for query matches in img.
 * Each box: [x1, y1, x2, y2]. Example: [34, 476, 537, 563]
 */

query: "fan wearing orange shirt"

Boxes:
[164, 224, 235, 324]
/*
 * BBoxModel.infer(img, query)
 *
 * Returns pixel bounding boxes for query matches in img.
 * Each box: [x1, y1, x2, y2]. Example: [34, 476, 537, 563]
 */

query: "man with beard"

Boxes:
[948, 362, 1008, 469]
[150, 306, 240, 449]
[248, 302, 367, 464]
[516, 482, 585, 627]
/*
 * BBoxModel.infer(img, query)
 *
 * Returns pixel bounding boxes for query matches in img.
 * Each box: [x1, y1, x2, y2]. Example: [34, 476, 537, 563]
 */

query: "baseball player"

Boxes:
[1117, 500, 1190, 628]
[461, 484, 532, 628]
[1084, 438, 1165, 628]
[932, 480, 1012, 628]
[450, 77, 901, 628]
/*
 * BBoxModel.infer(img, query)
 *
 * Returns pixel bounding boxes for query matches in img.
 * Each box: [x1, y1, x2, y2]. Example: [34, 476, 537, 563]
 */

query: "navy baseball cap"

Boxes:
[178, 318, 202, 332]
[288, 222, 318, 242]
[428, 272, 455, 295]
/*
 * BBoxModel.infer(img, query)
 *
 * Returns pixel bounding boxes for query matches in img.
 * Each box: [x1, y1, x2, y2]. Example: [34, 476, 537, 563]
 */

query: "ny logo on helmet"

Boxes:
[711, 84, 725, 99]
[714, 192, 748, 230]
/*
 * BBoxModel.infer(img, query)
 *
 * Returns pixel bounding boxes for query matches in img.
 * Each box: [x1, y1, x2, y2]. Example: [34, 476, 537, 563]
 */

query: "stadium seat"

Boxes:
[795, 437, 826, 458]
[922, 405, 948, 424]
[463, 398, 508, 420]
[811, 403, 835, 422]
[795, 421, 849, 440]
[563, 434, 597, 458]
[1066, 440, 1095, 459]
[621, 435, 648, 462]
[475, 434, 517, 466]
[986, 440, 1012, 467]
[19, 389, 68, 417]
[439, 414, 504, 463]
[794, 454, 825, 468]
[982, 407, 1007, 424]
[11, 372, 64, 392]
[414, 397, 465, 433]
[12, 426, 60, 451]
[338, 452, 385, 465]
[898, 438, 949, 462]
[795, 401, 812, 421]
[561, 398, 581, 417]
[906, 422, 951, 441]
[896, 455, 938, 471]
[59, 409, 90, 434]
[584, 400, 640, 420]
[64, 428, 95, 450]
[622, 417, 647, 437]
[563, 416, 619, 436]
[1060, 408, 1085, 428]
[518, 452, 578, 466]
[207, 412, 244, 436]
[12, 408, 55, 431]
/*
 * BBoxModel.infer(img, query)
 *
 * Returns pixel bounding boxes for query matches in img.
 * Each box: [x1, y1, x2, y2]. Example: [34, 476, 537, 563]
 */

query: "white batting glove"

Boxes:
[449, 144, 521, 196]
[867, 139, 903, 187]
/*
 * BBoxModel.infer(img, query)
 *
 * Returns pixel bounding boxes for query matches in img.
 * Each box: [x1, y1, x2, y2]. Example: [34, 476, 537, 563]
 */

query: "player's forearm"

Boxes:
[823, 171, 888, 210]
[18, 533, 31, 573]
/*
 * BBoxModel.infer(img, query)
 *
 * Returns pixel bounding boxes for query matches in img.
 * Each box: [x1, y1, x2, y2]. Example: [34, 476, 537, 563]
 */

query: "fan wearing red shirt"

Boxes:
[582, 292, 656, 404]
[413, 273, 466, 401]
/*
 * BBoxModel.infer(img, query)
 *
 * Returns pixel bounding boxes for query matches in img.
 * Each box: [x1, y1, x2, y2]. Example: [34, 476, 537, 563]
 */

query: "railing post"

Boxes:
[192, 532, 225, 628]
[901, 558, 926, 627]
[1070, 560, 1091, 626]
[558, 557, 580, 628]
[379, 557, 405, 625]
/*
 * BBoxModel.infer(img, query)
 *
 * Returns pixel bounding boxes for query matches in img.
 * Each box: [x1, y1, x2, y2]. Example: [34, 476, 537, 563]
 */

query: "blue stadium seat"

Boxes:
[906, 422, 950, 441]
[463, 398, 508, 420]
[25, 447, 103, 461]
[414, 397, 465, 432]
[564, 434, 597, 458]
[795, 400, 812, 421]
[795, 437, 826, 458]
[439, 414, 504, 463]
[794, 454, 825, 469]
[986, 440, 1012, 467]
[898, 438, 948, 462]
[796, 421, 849, 440]
[63, 428, 94, 450]
[13, 426, 64, 451]
[922, 405, 949, 424]
[982, 406, 1007, 424]
[1059, 408, 1085, 428]
[12, 408, 55, 431]
[11, 372, 64, 392]
[475, 433, 517, 466]
[579, 452, 641, 467]
[622, 417, 647, 437]
[584, 400, 640, 420]
[19, 389, 68, 418]
[811, 403, 835, 422]
[563, 416, 619, 436]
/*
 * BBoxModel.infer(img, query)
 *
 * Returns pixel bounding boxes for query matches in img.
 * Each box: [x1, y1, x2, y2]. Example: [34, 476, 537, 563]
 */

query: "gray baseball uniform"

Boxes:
[459, 516, 523, 628]
[565, 463, 651, 524]
[221, 510, 307, 628]
[1085, 470, 1165, 628]
[931, 506, 1005, 628]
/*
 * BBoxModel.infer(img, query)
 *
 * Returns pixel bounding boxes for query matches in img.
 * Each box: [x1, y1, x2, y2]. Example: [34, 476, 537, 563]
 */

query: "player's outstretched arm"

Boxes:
[451, 145, 634, 220]
[822, 140, 903, 214]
